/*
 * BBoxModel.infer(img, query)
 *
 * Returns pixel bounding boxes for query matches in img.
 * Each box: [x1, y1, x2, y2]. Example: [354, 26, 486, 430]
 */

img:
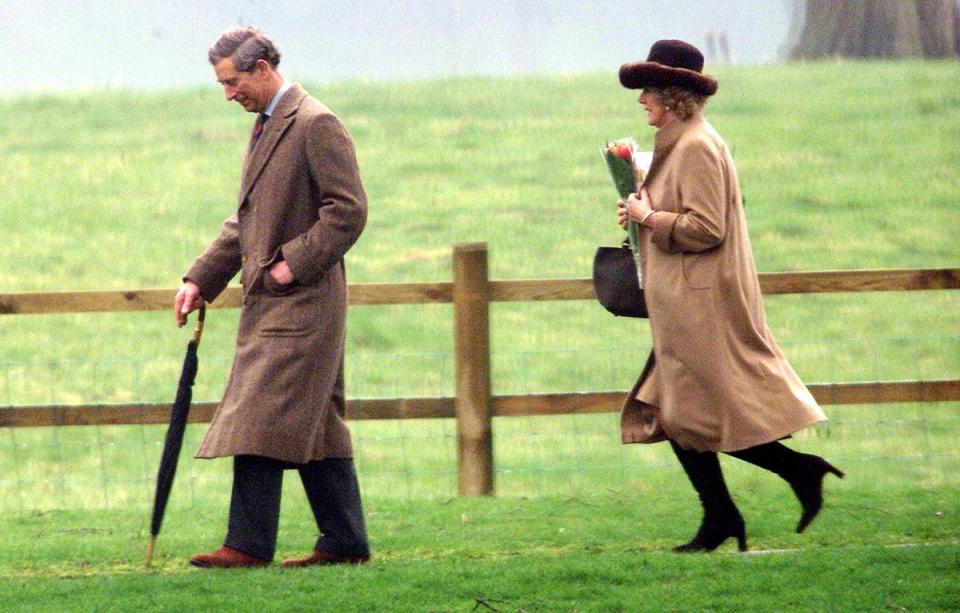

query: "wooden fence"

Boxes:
[2, 243, 959, 495]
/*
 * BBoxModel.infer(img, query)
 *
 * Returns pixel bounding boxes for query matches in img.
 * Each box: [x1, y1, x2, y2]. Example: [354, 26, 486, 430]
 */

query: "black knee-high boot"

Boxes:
[670, 440, 747, 552]
[727, 441, 844, 533]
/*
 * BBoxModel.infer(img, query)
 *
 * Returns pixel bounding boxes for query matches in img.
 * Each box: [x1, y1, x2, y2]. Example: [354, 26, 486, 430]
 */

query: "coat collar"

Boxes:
[642, 110, 705, 187]
[239, 83, 308, 203]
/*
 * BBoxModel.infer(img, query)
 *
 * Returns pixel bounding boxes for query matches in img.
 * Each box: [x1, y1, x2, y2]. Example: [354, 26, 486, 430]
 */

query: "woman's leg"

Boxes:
[670, 440, 747, 552]
[726, 441, 844, 533]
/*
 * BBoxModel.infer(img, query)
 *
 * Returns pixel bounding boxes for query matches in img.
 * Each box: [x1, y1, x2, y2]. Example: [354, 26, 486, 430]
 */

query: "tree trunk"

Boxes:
[790, 0, 958, 59]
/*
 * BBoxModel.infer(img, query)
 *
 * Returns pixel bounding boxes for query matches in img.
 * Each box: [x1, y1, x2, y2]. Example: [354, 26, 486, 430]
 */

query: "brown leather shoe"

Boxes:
[279, 549, 370, 568]
[189, 546, 269, 568]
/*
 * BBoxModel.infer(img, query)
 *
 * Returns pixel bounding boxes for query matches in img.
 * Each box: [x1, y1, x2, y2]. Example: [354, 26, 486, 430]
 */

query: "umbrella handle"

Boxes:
[192, 305, 206, 346]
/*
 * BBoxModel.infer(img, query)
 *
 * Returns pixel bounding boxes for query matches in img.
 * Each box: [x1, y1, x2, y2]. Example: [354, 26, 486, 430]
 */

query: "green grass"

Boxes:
[2, 483, 958, 611]
[2, 61, 957, 289]
[0, 62, 959, 610]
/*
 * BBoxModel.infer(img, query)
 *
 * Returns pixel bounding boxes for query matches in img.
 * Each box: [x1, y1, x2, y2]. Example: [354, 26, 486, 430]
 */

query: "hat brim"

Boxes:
[619, 62, 718, 96]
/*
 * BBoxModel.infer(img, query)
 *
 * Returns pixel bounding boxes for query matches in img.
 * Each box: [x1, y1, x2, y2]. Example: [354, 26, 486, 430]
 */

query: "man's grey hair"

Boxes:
[208, 26, 281, 71]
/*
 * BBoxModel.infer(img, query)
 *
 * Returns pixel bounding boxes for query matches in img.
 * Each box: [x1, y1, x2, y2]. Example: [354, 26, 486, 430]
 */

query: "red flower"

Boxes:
[609, 143, 632, 161]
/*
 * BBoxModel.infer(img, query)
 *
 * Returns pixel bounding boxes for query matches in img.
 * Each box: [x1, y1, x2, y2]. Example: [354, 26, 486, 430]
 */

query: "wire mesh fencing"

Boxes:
[1, 338, 958, 513]
[1, 289, 958, 511]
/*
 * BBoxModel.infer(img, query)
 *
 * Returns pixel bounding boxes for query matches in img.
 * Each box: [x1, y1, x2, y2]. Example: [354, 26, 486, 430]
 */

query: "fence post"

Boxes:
[452, 242, 494, 496]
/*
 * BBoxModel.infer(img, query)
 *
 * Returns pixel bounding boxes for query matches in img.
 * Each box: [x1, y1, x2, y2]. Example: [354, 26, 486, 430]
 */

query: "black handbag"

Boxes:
[592, 243, 648, 318]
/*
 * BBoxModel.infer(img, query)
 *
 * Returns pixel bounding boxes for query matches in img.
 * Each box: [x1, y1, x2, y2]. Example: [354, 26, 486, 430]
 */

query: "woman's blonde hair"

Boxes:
[649, 86, 708, 121]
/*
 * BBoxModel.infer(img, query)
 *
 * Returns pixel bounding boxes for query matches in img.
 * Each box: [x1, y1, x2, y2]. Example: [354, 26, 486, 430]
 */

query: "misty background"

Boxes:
[1, 0, 794, 95]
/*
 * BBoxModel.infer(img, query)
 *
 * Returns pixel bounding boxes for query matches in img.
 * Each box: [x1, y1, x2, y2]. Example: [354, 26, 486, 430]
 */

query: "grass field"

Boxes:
[0, 61, 959, 610]
[2, 469, 958, 610]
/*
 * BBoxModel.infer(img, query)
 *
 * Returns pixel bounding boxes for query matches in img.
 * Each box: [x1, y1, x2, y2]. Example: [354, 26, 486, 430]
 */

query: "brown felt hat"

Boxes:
[619, 39, 718, 96]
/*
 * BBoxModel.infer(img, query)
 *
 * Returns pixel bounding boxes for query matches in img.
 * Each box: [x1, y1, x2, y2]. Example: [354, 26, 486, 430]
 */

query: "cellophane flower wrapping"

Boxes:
[602, 138, 650, 286]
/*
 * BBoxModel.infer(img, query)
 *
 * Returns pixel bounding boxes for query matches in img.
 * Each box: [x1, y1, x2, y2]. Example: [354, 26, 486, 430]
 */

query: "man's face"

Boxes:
[214, 58, 269, 113]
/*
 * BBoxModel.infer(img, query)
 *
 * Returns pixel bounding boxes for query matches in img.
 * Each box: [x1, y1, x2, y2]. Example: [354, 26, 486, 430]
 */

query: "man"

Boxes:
[174, 26, 370, 568]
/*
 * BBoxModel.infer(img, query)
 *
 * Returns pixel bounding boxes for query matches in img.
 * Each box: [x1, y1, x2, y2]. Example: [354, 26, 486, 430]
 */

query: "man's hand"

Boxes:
[174, 281, 204, 328]
[269, 260, 295, 285]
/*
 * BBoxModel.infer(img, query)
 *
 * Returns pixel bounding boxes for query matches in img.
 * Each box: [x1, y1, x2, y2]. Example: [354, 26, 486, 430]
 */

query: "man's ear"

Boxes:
[254, 58, 272, 78]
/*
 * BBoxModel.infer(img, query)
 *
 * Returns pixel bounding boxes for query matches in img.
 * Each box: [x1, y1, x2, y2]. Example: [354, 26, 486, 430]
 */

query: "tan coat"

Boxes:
[621, 112, 825, 452]
[185, 84, 367, 463]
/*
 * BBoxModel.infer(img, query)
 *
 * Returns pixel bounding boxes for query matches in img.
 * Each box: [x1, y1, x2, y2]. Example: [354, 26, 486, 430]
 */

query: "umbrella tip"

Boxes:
[144, 536, 157, 569]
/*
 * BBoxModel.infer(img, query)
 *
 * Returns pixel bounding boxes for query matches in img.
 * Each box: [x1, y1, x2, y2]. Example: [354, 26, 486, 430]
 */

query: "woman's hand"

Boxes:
[625, 188, 656, 228]
[628, 189, 653, 217]
[617, 199, 629, 229]
[618, 188, 655, 229]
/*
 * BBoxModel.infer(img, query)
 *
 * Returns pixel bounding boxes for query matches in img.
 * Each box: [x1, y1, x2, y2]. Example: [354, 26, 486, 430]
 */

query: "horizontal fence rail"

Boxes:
[2, 246, 958, 495]
[4, 380, 960, 429]
[2, 268, 959, 315]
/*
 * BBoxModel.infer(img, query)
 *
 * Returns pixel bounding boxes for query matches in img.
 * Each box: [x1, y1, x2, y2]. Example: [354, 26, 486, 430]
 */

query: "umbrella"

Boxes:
[145, 305, 205, 568]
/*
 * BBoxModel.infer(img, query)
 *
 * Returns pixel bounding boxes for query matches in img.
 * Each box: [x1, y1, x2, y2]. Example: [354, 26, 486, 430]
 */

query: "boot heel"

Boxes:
[825, 461, 845, 479]
[794, 457, 844, 533]
[734, 523, 748, 552]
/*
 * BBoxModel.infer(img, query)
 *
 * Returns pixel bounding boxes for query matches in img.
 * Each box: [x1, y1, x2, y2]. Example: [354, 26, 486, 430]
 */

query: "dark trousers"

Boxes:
[224, 455, 370, 561]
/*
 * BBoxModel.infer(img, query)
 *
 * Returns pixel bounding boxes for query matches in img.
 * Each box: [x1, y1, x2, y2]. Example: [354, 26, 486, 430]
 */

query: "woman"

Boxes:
[615, 39, 843, 552]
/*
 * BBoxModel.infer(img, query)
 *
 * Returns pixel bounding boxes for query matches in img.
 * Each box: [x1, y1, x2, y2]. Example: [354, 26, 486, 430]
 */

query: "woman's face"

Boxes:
[638, 89, 673, 128]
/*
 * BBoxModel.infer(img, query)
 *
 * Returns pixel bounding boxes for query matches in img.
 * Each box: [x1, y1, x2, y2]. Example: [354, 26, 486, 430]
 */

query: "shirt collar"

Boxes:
[263, 80, 293, 118]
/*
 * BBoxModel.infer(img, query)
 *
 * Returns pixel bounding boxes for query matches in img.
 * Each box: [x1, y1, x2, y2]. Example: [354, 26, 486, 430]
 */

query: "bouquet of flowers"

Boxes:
[602, 138, 651, 284]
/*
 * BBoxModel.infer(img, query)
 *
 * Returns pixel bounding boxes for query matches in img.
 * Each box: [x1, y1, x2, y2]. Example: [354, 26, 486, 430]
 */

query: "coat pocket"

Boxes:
[255, 289, 319, 337]
[681, 251, 718, 289]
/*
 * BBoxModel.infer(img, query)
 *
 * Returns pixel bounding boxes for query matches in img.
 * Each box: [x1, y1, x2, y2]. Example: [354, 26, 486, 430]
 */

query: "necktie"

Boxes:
[251, 113, 268, 144]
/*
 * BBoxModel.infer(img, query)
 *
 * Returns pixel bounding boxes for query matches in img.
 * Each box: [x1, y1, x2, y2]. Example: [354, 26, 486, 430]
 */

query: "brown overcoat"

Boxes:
[621, 111, 825, 452]
[185, 84, 367, 463]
